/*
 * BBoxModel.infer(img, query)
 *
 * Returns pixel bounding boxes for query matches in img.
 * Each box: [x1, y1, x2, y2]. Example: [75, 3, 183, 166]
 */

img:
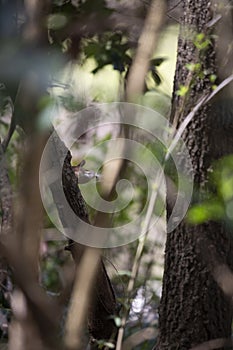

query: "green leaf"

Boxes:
[186, 62, 201, 72]
[212, 155, 233, 201]
[220, 178, 233, 201]
[196, 33, 205, 41]
[176, 85, 189, 96]
[209, 74, 217, 83]
[194, 32, 211, 50]
[187, 201, 224, 224]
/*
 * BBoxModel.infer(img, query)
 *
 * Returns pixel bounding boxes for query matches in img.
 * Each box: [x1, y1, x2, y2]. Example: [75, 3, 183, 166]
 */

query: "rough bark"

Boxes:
[46, 132, 117, 344]
[155, 1, 233, 349]
[62, 147, 117, 342]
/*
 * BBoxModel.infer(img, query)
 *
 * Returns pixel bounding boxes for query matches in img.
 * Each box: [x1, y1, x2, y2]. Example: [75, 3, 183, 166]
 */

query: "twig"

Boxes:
[167, 0, 182, 14]
[116, 1, 166, 347]
[167, 73, 233, 158]
[115, 172, 164, 350]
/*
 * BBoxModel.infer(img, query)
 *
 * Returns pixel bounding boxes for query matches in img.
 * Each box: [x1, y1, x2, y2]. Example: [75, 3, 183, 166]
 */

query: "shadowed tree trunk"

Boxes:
[0, 1, 117, 348]
[62, 148, 117, 343]
[155, 1, 233, 349]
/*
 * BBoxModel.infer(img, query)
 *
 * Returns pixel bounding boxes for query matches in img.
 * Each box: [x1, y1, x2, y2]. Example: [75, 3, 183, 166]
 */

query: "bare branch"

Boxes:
[167, 73, 233, 159]
[64, 248, 101, 350]
[126, 0, 166, 101]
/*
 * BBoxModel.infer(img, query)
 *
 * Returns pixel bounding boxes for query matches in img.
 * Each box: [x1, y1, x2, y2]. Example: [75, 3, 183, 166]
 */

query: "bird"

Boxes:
[72, 160, 101, 184]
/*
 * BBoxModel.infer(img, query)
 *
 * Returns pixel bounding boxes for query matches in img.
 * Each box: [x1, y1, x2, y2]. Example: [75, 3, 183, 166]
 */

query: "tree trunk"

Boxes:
[0, 1, 117, 346]
[62, 148, 117, 342]
[155, 1, 233, 349]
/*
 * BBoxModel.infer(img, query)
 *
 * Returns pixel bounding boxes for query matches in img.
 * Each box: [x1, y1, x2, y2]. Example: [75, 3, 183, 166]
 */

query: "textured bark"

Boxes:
[62, 148, 117, 342]
[0, 142, 13, 292]
[156, 1, 233, 349]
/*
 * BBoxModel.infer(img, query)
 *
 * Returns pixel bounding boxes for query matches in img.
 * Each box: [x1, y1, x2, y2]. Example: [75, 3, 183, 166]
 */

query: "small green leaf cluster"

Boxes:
[176, 84, 189, 97]
[194, 33, 211, 51]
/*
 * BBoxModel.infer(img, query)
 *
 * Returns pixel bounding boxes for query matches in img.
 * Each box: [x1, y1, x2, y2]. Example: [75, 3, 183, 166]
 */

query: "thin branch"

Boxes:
[116, 177, 163, 350]
[167, 73, 233, 159]
[167, 0, 182, 14]
[126, 0, 166, 101]
[64, 248, 102, 350]
[116, 1, 166, 348]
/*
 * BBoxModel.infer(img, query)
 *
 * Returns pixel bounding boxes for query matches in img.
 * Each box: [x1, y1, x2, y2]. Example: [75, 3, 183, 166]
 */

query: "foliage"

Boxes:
[188, 155, 233, 227]
[2, 0, 233, 349]
[41, 241, 70, 292]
